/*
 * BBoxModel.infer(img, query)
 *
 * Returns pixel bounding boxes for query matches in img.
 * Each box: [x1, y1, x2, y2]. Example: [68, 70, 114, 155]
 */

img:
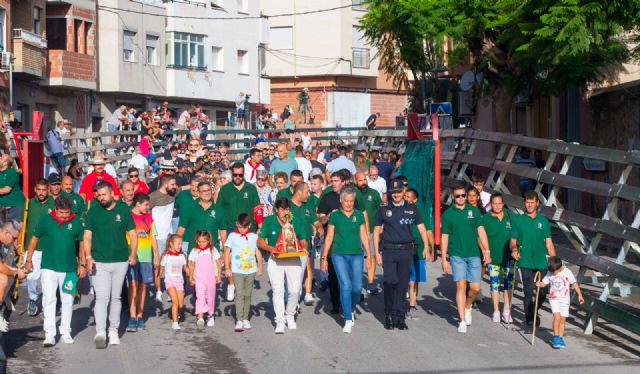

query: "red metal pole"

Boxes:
[432, 114, 441, 245]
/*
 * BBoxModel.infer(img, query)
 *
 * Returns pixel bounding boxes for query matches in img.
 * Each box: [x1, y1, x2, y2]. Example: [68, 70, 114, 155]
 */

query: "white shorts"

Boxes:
[550, 299, 570, 317]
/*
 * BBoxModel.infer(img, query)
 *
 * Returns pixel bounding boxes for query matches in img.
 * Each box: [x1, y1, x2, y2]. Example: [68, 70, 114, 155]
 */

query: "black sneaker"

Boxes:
[384, 315, 394, 330]
[27, 300, 38, 316]
[395, 319, 409, 330]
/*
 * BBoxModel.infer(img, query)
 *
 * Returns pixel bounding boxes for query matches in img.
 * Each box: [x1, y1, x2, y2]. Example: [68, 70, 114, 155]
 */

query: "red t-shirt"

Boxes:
[79, 171, 122, 200]
[133, 180, 149, 195]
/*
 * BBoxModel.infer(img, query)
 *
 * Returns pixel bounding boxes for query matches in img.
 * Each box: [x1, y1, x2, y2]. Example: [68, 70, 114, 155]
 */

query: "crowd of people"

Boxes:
[0, 110, 585, 352]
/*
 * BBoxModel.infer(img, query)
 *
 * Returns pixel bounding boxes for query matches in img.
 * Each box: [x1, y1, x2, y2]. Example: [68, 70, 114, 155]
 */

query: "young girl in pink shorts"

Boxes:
[188, 231, 222, 327]
[158, 235, 189, 330]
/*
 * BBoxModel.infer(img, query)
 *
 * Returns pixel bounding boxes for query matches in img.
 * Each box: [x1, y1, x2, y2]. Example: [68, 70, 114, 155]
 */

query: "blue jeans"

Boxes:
[331, 253, 363, 321]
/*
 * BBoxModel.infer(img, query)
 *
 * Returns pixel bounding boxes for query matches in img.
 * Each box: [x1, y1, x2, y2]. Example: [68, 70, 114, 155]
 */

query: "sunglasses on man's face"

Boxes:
[129, 174, 139, 178]
[454, 194, 467, 198]
[232, 173, 243, 177]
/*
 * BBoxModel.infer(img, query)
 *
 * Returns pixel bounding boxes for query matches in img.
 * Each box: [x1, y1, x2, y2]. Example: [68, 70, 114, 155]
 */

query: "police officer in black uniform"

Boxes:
[373, 179, 430, 330]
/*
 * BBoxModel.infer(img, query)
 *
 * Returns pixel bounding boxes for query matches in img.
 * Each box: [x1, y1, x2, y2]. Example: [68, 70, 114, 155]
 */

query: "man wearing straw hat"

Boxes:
[510, 190, 556, 330]
[78, 155, 122, 201]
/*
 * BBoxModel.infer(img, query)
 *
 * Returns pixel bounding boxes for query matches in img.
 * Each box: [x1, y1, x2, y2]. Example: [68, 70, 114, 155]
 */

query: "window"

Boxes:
[0, 8, 5, 52]
[270, 27, 293, 50]
[34, 7, 42, 35]
[46, 18, 66, 50]
[146, 35, 159, 65]
[211, 46, 223, 71]
[167, 32, 205, 69]
[237, 0, 248, 14]
[123, 30, 136, 62]
[237, 50, 248, 74]
[74, 20, 82, 53]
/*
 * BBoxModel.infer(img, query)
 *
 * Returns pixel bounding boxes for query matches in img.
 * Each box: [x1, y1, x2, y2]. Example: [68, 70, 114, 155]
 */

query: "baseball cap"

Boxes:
[389, 179, 404, 192]
[48, 173, 62, 185]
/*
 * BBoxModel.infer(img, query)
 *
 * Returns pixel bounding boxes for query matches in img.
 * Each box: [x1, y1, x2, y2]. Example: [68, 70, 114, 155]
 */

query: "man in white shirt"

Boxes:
[293, 145, 312, 182]
[244, 148, 266, 184]
[367, 165, 387, 204]
[129, 146, 150, 181]
[326, 145, 356, 180]
[149, 174, 178, 302]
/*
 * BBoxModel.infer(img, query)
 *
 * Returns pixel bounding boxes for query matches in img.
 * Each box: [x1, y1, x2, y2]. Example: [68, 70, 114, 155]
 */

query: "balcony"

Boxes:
[12, 29, 48, 78]
[352, 47, 370, 69]
[45, 50, 96, 90]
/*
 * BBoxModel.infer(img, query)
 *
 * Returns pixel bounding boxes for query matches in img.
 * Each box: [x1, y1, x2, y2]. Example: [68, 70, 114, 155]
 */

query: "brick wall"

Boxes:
[47, 50, 95, 81]
[270, 90, 328, 125]
[370, 93, 407, 126]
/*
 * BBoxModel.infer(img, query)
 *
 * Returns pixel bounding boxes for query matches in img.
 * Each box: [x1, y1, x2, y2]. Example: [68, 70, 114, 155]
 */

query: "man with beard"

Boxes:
[216, 162, 261, 301]
[61, 176, 86, 215]
[149, 174, 178, 302]
[354, 172, 383, 295]
[148, 160, 183, 193]
[84, 181, 137, 348]
[23, 179, 55, 316]
[47, 173, 62, 200]
[79, 155, 121, 201]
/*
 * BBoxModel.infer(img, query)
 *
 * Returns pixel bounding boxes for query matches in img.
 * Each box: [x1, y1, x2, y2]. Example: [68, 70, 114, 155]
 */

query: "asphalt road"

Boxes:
[4, 260, 640, 374]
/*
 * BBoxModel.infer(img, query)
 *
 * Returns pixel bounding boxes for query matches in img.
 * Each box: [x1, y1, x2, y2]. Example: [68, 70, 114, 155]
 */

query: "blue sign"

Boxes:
[430, 102, 452, 115]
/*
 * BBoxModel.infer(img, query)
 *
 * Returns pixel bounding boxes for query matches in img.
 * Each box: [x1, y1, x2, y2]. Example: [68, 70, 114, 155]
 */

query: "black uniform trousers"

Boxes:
[328, 256, 340, 310]
[520, 268, 549, 323]
[381, 248, 414, 321]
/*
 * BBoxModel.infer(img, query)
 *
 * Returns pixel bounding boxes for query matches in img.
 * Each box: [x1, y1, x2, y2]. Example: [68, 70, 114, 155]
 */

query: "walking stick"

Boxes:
[531, 271, 542, 346]
[507, 260, 519, 330]
[13, 199, 30, 300]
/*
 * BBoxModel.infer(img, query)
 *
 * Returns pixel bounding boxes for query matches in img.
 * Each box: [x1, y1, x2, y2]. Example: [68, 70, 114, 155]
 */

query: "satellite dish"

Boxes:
[460, 71, 475, 91]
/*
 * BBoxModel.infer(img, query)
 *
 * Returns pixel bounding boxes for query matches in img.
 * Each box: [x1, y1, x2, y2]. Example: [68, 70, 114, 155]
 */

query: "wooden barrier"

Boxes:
[359, 127, 640, 336]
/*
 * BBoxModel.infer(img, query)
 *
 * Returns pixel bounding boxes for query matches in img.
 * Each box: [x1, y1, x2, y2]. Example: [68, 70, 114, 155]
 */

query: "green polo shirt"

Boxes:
[117, 199, 134, 209]
[175, 189, 199, 220]
[308, 193, 320, 212]
[355, 187, 382, 233]
[259, 214, 307, 247]
[411, 206, 430, 260]
[34, 214, 84, 272]
[61, 191, 86, 216]
[26, 197, 55, 251]
[511, 213, 551, 269]
[328, 209, 365, 255]
[217, 182, 260, 230]
[441, 203, 482, 258]
[481, 212, 514, 265]
[178, 201, 224, 248]
[290, 200, 317, 249]
[276, 187, 294, 201]
[0, 167, 25, 207]
[84, 201, 135, 263]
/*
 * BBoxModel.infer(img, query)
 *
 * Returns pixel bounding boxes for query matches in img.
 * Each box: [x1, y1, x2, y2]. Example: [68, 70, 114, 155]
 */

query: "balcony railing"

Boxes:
[12, 29, 47, 48]
[352, 0, 367, 11]
[352, 47, 370, 69]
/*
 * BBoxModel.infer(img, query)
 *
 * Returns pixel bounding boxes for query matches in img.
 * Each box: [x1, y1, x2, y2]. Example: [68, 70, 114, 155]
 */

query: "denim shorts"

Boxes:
[410, 259, 426, 283]
[450, 256, 482, 283]
[127, 262, 154, 284]
[107, 123, 119, 132]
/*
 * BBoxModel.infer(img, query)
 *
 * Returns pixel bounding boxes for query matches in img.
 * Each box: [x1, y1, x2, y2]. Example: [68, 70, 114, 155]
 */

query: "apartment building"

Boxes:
[261, 0, 407, 127]
[97, 0, 269, 128]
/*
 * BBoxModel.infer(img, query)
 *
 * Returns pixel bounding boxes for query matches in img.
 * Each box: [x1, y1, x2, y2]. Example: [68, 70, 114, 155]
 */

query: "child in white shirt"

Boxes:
[536, 256, 584, 349]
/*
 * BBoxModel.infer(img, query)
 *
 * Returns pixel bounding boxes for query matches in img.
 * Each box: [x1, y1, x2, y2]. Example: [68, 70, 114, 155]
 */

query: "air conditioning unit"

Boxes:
[0, 52, 12, 71]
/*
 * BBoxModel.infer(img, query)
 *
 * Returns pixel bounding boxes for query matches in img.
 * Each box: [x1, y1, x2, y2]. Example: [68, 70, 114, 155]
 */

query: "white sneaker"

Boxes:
[304, 293, 315, 306]
[60, 334, 74, 344]
[196, 318, 205, 327]
[227, 284, 235, 301]
[43, 335, 56, 347]
[343, 320, 353, 334]
[242, 320, 252, 330]
[0, 314, 9, 333]
[155, 291, 163, 302]
[464, 307, 473, 325]
[492, 311, 501, 323]
[458, 321, 467, 333]
[275, 322, 286, 334]
[207, 317, 215, 327]
[234, 321, 244, 332]
[108, 330, 120, 345]
[94, 331, 107, 349]
[285, 315, 297, 330]
[172, 322, 181, 330]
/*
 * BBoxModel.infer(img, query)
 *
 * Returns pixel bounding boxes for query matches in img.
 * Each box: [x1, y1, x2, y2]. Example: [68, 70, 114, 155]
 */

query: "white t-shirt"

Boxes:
[367, 176, 387, 196]
[188, 247, 221, 276]
[244, 160, 266, 184]
[224, 232, 259, 274]
[129, 154, 149, 173]
[152, 203, 175, 240]
[294, 156, 313, 182]
[480, 190, 491, 212]
[301, 135, 312, 149]
[542, 267, 576, 304]
[161, 254, 187, 278]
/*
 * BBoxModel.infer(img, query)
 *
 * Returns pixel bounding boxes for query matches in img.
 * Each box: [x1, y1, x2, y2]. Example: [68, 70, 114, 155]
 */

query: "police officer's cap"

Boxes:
[390, 179, 404, 192]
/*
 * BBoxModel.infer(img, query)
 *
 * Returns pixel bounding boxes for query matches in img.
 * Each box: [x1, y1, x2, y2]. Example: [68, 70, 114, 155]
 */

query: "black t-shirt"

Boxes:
[366, 114, 377, 129]
[374, 201, 423, 244]
[317, 190, 360, 229]
[310, 159, 325, 173]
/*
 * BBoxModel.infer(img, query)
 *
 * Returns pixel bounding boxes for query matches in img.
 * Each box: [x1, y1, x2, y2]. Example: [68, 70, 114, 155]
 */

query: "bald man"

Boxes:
[61, 176, 86, 215]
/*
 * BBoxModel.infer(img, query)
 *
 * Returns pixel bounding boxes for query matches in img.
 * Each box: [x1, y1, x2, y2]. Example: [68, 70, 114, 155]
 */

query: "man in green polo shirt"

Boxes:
[84, 180, 137, 349]
[216, 162, 260, 301]
[290, 182, 322, 306]
[177, 180, 226, 252]
[24, 196, 86, 347]
[276, 170, 304, 201]
[0, 154, 26, 221]
[23, 178, 55, 316]
[354, 171, 383, 294]
[441, 182, 490, 333]
[61, 176, 86, 216]
[510, 190, 556, 328]
[174, 178, 200, 232]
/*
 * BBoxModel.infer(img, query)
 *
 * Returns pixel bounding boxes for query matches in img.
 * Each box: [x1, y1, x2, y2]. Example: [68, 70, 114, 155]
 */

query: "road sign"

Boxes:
[430, 102, 452, 116]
